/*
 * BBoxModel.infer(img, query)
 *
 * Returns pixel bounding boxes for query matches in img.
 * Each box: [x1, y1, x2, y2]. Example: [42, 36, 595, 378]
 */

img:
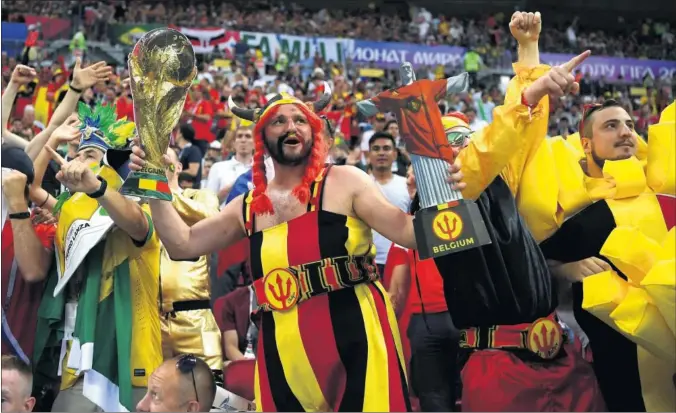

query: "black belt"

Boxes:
[171, 299, 211, 312]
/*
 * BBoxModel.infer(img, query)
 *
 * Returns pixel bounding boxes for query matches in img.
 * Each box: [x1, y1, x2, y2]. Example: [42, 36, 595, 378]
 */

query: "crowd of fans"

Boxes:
[1, 3, 675, 412]
[3, 0, 676, 60]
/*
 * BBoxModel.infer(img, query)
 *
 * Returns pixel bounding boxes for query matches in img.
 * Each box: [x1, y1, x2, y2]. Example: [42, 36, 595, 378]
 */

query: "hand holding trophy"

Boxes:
[119, 28, 197, 201]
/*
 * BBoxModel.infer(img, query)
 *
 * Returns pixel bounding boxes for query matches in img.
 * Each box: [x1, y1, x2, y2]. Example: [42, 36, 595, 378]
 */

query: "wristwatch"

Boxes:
[87, 176, 108, 199]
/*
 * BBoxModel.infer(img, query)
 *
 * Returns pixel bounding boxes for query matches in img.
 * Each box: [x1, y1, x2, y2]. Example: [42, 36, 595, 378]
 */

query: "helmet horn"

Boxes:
[228, 95, 257, 121]
[312, 81, 332, 113]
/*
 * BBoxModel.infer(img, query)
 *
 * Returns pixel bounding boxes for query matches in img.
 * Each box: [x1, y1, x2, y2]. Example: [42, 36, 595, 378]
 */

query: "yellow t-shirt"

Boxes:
[61, 205, 162, 389]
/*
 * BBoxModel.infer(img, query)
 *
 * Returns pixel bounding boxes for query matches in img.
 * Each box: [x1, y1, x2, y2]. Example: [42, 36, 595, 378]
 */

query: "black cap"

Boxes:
[1, 144, 35, 185]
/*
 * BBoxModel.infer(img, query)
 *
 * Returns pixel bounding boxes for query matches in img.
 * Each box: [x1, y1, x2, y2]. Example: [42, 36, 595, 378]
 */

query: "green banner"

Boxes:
[108, 24, 162, 46]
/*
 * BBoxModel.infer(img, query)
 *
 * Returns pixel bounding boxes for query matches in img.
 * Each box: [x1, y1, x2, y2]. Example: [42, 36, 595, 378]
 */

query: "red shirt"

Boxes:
[115, 96, 135, 122]
[1, 221, 56, 360]
[190, 100, 215, 142]
[407, 248, 447, 313]
[215, 101, 228, 130]
[220, 287, 251, 356]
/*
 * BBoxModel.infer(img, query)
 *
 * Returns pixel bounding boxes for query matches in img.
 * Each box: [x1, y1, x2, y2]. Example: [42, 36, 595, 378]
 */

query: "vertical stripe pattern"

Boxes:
[410, 153, 464, 209]
[246, 166, 410, 411]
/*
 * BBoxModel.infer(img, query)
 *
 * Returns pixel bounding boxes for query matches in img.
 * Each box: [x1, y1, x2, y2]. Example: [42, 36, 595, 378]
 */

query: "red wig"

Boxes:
[250, 103, 326, 215]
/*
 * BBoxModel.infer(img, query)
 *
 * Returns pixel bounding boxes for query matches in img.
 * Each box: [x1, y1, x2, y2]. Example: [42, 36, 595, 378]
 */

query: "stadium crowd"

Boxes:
[1, 2, 675, 413]
[3, 0, 676, 60]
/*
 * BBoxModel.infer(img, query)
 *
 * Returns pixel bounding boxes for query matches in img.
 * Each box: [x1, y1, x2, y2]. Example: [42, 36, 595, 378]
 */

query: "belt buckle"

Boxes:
[526, 317, 564, 360]
[262, 269, 300, 311]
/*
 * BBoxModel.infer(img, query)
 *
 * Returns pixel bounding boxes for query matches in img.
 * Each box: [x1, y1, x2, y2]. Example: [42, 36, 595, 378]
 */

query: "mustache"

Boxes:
[278, 131, 300, 143]
[614, 140, 635, 147]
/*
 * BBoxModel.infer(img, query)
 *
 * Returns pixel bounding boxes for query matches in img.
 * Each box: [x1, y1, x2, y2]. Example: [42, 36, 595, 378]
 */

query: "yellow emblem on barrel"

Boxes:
[432, 210, 464, 241]
[526, 317, 563, 359]
[263, 269, 300, 311]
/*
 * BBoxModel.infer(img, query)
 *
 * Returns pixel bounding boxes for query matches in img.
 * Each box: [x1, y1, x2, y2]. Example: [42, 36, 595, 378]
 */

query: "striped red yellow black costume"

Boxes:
[228, 89, 411, 412]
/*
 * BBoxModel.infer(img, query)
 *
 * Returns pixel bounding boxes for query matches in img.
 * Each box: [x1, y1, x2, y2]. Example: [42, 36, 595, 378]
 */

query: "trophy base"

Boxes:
[413, 199, 491, 260]
[119, 169, 173, 201]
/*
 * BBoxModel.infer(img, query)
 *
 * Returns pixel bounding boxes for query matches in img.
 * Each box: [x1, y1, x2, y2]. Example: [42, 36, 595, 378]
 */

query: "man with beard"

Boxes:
[401, 11, 606, 411]
[130, 84, 412, 411]
[128, 61, 565, 410]
[538, 101, 676, 411]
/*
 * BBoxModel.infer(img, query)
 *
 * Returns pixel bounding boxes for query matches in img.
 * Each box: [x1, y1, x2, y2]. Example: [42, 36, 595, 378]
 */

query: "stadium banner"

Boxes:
[350, 40, 466, 70]
[169, 26, 241, 55]
[540, 53, 676, 82]
[108, 24, 163, 46]
[239, 31, 353, 65]
[1, 23, 28, 57]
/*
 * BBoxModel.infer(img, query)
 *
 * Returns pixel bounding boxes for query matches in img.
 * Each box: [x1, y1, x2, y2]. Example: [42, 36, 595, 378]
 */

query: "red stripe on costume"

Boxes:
[297, 294, 346, 410]
[286, 213, 320, 266]
[156, 181, 170, 193]
[368, 283, 409, 411]
[254, 325, 277, 411]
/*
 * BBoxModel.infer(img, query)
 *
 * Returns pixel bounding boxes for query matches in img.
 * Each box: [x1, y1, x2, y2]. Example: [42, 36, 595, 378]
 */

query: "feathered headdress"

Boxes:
[77, 102, 136, 153]
[228, 83, 332, 215]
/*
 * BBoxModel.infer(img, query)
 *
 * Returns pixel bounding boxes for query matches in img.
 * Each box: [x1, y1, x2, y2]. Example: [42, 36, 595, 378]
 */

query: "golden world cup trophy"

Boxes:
[119, 28, 197, 201]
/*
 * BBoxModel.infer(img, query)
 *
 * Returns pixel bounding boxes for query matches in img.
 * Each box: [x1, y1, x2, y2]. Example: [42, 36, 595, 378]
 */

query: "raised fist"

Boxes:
[509, 11, 542, 44]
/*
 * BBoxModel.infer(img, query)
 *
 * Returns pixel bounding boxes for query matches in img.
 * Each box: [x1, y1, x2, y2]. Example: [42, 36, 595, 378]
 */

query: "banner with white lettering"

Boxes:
[350, 40, 676, 81]
[169, 26, 241, 56]
[239, 31, 352, 66]
[540, 53, 676, 82]
[350, 40, 466, 70]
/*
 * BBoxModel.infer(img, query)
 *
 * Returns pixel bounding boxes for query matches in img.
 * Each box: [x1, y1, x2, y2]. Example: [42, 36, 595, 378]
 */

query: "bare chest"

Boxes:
[254, 191, 308, 231]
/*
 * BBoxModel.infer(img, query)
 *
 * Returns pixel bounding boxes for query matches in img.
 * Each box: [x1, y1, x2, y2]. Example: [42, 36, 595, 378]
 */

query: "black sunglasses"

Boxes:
[176, 354, 199, 404]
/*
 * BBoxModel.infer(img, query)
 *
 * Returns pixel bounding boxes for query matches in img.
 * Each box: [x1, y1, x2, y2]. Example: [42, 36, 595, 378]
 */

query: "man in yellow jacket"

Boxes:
[540, 101, 675, 412]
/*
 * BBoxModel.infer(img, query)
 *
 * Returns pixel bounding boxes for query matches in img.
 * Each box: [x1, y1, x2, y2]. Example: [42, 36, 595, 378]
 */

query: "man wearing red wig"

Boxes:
[129, 42, 582, 409]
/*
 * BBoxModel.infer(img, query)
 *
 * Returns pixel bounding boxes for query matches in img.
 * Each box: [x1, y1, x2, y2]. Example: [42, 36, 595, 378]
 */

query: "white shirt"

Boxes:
[370, 174, 410, 265]
[470, 118, 489, 132]
[206, 157, 253, 208]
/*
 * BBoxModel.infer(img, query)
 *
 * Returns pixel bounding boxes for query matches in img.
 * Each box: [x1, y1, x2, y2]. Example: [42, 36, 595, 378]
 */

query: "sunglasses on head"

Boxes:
[176, 354, 199, 404]
[320, 115, 335, 138]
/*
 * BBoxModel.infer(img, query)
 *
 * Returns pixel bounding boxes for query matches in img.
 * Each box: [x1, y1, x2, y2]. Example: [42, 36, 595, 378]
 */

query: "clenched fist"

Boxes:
[2, 169, 29, 208]
[510, 11, 542, 44]
[10, 64, 36, 86]
[523, 50, 591, 104]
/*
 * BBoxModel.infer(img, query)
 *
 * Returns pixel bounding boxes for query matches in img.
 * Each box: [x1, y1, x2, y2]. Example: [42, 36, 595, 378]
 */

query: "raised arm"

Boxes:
[149, 194, 246, 260]
[2, 170, 54, 283]
[46, 146, 150, 242]
[510, 11, 541, 67]
[2, 65, 36, 149]
[25, 59, 112, 160]
[457, 51, 590, 200]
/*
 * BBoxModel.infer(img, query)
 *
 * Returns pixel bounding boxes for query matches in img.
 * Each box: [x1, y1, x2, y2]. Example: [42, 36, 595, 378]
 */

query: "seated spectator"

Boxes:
[1, 355, 36, 412]
[220, 287, 257, 363]
[136, 355, 216, 413]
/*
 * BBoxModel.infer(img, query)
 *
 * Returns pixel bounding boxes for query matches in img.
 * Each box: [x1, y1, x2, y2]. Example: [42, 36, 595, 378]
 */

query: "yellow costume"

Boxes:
[520, 91, 675, 411]
[160, 188, 223, 370]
